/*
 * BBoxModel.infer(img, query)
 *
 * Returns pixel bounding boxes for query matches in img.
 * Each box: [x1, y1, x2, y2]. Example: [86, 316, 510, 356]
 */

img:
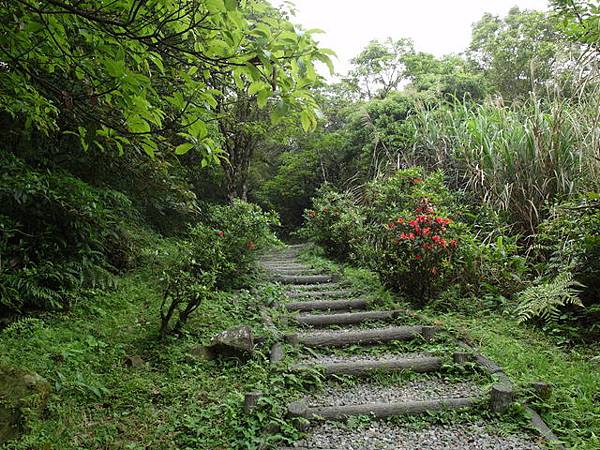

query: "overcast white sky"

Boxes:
[271, 0, 549, 76]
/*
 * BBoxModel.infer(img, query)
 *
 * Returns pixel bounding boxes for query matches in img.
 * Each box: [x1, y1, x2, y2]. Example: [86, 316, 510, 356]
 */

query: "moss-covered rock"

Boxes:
[0, 367, 50, 444]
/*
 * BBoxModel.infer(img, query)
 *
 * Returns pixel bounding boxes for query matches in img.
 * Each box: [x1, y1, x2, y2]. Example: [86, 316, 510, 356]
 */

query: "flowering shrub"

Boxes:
[159, 200, 279, 336]
[375, 207, 458, 302]
[204, 199, 280, 286]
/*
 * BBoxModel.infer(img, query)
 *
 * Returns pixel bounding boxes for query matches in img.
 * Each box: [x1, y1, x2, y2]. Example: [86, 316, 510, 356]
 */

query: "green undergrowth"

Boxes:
[0, 240, 322, 449]
[298, 245, 600, 449]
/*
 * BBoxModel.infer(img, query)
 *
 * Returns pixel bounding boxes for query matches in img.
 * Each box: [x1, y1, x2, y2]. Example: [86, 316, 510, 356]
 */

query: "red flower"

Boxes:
[216, 230, 224, 237]
[432, 235, 441, 243]
[440, 239, 447, 247]
[400, 232, 409, 240]
[415, 254, 422, 260]
[386, 222, 396, 230]
[449, 239, 457, 247]
[422, 227, 431, 236]
[396, 217, 405, 224]
[408, 233, 415, 239]
[409, 220, 417, 227]
[246, 241, 256, 250]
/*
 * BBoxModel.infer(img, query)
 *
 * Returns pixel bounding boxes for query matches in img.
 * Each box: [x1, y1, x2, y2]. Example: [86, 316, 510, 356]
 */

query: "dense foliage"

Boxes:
[0, 0, 329, 317]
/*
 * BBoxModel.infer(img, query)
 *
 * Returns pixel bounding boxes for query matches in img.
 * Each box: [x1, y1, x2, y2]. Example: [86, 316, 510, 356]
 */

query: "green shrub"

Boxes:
[363, 168, 456, 223]
[205, 199, 280, 284]
[300, 185, 365, 260]
[0, 154, 137, 314]
[159, 201, 279, 336]
[301, 167, 530, 307]
[451, 233, 528, 299]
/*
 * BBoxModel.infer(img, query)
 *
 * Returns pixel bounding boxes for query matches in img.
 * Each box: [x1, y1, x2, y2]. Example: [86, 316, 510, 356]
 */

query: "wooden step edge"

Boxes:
[288, 325, 432, 347]
[274, 275, 338, 285]
[295, 309, 403, 327]
[285, 298, 369, 312]
[287, 396, 483, 420]
[286, 290, 354, 298]
[291, 356, 443, 375]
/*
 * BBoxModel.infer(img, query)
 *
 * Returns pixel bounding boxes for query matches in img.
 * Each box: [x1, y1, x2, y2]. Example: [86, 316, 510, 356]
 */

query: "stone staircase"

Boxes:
[259, 245, 554, 450]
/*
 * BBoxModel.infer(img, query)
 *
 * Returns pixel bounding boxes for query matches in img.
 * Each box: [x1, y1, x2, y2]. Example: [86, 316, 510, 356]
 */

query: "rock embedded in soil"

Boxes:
[206, 325, 254, 360]
[123, 355, 145, 368]
[0, 367, 51, 444]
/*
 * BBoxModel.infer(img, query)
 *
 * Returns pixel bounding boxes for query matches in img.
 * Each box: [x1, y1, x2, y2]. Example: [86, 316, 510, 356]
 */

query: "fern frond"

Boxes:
[516, 272, 585, 323]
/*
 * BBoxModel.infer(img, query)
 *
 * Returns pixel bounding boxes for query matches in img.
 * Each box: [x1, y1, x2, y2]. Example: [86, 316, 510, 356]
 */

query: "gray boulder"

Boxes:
[206, 325, 255, 360]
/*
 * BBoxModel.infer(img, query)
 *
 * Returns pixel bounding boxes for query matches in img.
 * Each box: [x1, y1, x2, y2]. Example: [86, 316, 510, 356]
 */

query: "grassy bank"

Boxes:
[0, 239, 311, 449]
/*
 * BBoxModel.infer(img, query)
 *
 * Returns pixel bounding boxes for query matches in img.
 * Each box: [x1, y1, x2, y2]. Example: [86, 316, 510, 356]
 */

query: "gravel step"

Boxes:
[288, 396, 481, 420]
[306, 379, 483, 407]
[295, 310, 403, 327]
[288, 283, 345, 291]
[279, 421, 545, 450]
[270, 269, 325, 276]
[287, 289, 355, 299]
[292, 355, 443, 376]
[262, 264, 312, 270]
[287, 326, 430, 348]
[275, 274, 337, 285]
[285, 298, 368, 313]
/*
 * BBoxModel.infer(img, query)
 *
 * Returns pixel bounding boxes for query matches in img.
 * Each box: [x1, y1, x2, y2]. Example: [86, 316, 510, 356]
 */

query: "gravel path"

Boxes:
[307, 379, 483, 407]
[290, 421, 545, 449]
[300, 352, 433, 365]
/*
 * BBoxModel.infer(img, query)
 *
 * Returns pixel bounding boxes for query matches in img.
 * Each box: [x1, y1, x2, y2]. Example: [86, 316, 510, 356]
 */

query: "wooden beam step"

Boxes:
[287, 289, 354, 299]
[262, 264, 311, 269]
[292, 356, 443, 376]
[287, 396, 481, 420]
[295, 310, 402, 327]
[288, 325, 428, 347]
[274, 274, 336, 285]
[269, 268, 324, 275]
[285, 298, 368, 313]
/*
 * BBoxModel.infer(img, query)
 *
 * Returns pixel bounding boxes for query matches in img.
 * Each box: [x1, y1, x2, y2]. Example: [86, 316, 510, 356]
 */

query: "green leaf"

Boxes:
[141, 140, 156, 158]
[224, 0, 238, 10]
[248, 81, 268, 96]
[189, 121, 208, 139]
[175, 142, 195, 155]
[127, 116, 150, 134]
[300, 110, 312, 132]
[206, 0, 225, 13]
[257, 90, 270, 109]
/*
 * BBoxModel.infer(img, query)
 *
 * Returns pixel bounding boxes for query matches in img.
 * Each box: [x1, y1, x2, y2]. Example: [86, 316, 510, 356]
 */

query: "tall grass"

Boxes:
[407, 93, 600, 234]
